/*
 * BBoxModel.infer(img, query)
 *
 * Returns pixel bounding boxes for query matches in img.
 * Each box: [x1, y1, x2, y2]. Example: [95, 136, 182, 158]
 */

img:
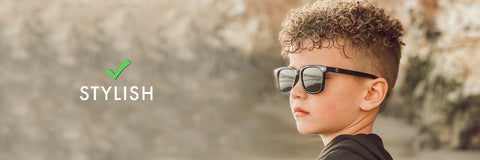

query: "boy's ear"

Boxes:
[360, 78, 388, 111]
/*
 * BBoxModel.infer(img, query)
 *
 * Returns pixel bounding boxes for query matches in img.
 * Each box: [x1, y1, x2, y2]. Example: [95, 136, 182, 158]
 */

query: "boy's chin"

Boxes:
[296, 126, 321, 134]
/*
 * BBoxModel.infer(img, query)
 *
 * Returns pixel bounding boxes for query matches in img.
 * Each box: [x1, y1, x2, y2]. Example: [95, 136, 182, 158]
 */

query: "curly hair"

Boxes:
[279, 0, 405, 95]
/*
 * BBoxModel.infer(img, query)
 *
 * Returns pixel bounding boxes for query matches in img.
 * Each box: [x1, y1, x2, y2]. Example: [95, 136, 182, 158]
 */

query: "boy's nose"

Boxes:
[290, 79, 307, 100]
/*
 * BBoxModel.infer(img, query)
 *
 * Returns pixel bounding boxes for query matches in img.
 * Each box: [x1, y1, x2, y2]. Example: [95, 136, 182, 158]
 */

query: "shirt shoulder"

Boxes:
[318, 134, 393, 160]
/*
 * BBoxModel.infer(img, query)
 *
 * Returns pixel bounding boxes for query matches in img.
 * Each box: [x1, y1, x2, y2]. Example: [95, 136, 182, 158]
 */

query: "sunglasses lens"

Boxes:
[277, 69, 296, 92]
[302, 67, 324, 93]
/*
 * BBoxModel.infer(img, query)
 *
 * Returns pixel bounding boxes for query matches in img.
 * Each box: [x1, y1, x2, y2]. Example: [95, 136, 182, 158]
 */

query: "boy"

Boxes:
[274, 0, 404, 160]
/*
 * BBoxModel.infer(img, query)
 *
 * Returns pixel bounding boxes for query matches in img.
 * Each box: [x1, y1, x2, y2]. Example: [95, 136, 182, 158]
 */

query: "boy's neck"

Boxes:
[319, 114, 376, 146]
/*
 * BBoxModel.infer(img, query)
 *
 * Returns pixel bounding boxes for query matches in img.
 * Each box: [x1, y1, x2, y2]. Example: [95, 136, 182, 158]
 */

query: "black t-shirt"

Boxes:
[317, 134, 393, 160]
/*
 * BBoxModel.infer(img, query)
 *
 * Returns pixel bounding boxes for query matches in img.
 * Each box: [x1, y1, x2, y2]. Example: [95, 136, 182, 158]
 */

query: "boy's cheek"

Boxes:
[309, 94, 352, 123]
[309, 98, 339, 118]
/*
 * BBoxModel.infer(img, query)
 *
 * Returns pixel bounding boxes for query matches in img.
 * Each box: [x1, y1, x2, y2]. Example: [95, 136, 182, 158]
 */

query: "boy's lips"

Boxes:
[293, 106, 309, 117]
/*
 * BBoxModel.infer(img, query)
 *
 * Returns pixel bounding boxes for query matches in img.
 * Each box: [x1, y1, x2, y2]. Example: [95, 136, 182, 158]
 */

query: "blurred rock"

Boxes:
[380, 0, 480, 150]
[0, 0, 319, 159]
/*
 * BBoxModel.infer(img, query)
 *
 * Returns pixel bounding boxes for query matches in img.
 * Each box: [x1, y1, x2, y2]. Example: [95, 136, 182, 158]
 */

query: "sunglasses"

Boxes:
[274, 65, 378, 94]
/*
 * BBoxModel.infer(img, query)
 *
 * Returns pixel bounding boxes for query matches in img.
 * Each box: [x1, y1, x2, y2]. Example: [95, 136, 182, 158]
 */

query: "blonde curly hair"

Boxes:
[279, 0, 405, 94]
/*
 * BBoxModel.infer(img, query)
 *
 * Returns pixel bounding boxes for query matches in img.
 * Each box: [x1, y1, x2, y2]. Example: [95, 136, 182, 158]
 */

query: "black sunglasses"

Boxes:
[274, 65, 378, 94]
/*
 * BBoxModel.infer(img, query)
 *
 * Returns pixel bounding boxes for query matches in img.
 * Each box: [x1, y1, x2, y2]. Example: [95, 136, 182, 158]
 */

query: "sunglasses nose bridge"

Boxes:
[293, 69, 302, 87]
[293, 74, 299, 87]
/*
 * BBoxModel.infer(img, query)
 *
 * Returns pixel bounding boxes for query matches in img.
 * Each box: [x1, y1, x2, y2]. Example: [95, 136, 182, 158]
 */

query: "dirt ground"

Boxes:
[235, 115, 480, 160]
[374, 116, 480, 160]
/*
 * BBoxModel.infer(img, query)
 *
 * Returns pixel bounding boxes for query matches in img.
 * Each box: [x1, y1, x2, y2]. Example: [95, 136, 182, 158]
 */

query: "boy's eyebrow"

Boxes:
[288, 64, 310, 69]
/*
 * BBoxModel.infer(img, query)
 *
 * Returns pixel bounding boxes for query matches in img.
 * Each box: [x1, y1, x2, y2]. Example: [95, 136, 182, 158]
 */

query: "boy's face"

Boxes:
[288, 44, 368, 135]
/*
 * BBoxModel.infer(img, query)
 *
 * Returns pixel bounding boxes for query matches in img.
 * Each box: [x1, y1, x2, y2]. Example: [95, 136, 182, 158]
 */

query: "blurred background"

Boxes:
[0, 0, 479, 159]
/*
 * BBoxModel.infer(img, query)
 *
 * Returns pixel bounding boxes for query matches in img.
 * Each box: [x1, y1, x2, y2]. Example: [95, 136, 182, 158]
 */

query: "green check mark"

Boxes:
[106, 59, 131, 80]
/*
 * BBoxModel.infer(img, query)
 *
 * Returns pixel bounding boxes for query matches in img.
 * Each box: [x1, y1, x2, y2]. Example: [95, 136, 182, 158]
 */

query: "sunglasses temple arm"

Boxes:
[326, 67, 378, 79]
